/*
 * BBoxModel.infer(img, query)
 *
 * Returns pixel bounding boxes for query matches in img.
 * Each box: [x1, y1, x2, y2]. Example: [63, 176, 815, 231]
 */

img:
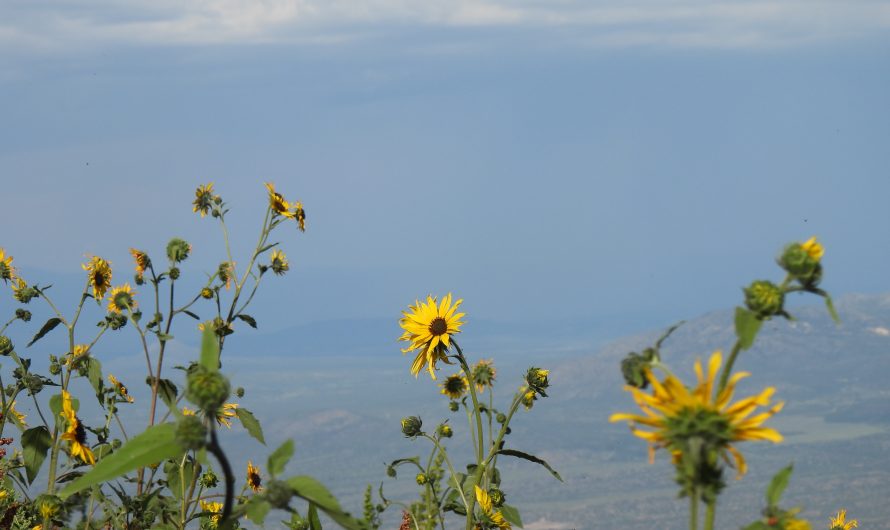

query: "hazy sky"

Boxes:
[2, 1, 889, 333]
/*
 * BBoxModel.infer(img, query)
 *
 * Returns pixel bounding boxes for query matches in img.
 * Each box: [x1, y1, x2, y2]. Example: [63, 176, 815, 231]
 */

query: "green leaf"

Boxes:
[823, 294, 841, 324]
[22, 426, 52, 484]
[244, 497, 271, 525]
[59, 423, 184, 499]
[734, 307, 763, 351]
[257, 242, 279, 255]
[499, 504, 523, 528]
[182, 310, 201, 320]
[655, 321, 685, 349]
[49, 393, 78, 418]
[286, 476, 363, 530]
[307, 503, 322, 530]
[766, 464, 794, 507]
[236, 314, 257, 329]
[147, 378, 179, 413]
[164, 458, 196, 500]
[199, 327, 219, 372]
[267, 439, 294, 478]
[27, 317, 63, 347]
[157, 332, 174, 342]
[496, 449, 563, 482]
[235, 408, 265, 445]
[87, 357, 104, 404]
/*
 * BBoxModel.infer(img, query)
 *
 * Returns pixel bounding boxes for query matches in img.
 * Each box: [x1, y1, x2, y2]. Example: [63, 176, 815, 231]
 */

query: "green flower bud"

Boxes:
[778, 243, 821, 285]
[744, 280, 785, 318]
[166, 238, 191, 263]
[200, 470, 219, 488]
[235, 387, 245, 398]
[495, 412, 507, 424]
[106, 312, 128, 331]
[0, 262, 11, 283]
[415, 473, 428, 485]
[525, 367, 551, 397]
[169, 267, 181, 280]
[0, 336, 13, 357]
[49, 362, 61, 376]
[386, 465, 397, 478]
[12, 281, 37, 304]
[14, 309, 31, 322]
[35, 493, 62, 519]
[185, 368, 230, 412]
[448, 401, 459, 412]
[488, 488, 505, 507]
[112, 438, 122, 449]
[400, 416, 423, 438]
[134, 274, 145, 285]
[200, 287, 214, 299]
[620, 352, 650, 389]
[175, 415, 207, 451]
[264, 479, 294, 510]
[437, 424, 453, 438]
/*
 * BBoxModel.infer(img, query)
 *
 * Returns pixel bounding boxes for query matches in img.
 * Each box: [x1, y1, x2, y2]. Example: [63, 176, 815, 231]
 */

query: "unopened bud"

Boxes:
[400, 416, 423, 438]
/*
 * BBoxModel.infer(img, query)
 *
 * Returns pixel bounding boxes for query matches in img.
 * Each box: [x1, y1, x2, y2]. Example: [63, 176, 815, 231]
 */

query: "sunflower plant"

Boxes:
[0, 183, 367, 529]
[382, 294, 561, 530]
[611, 237, 845, 530]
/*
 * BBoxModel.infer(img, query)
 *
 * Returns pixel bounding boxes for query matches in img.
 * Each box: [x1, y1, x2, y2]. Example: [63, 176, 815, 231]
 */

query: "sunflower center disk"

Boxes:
[429, 317, 448, 336]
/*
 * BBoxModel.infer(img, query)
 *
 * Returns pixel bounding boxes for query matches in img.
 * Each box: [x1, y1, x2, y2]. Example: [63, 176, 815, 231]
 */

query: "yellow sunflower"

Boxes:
[5, 400, 26, 427]
[216, 403, 239, 428]
[182, 407, 196, 416]
[59, 390, 96, 465]
[269, 249, 289, 275]
[128, 248, 150, 280]
[0, 248, 15, 283]
[246, 460, 263, 492]
[108, 374, 134, 403]
[440, 373, 468, 400]
[265, 182, 296, 219]
[200, 500, 223, 528]
[193, 183, 216, 218]
[398, 294, 465, 379]
[294, 201, 306, 232]
[107, 283, 137, 313]
[801, 236, 825, 262]
[609, 351, 783, 477]
[474, 485, 511, 529]
[829, 509, 858, 530]
[82, 256, 112, 300]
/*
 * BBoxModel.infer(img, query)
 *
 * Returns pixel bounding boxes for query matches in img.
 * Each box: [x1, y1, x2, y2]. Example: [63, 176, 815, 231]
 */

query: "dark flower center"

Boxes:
[74, 420, 87, 444]
[429, 317, 448, 336]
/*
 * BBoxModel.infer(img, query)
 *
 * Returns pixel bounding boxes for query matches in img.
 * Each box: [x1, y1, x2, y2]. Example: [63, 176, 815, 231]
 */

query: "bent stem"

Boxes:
[208, 425, 235, 527]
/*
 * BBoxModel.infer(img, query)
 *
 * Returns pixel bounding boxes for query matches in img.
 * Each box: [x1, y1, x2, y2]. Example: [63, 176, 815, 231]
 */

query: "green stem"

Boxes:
[716, 339, 743, 395]
[421, 434, 469, 517]
[689, 488, 699, 530]
[704, 500, 716, 530]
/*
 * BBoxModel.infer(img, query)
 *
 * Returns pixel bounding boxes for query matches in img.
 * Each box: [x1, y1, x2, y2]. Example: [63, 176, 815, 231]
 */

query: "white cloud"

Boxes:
[1, 0, 889, 53]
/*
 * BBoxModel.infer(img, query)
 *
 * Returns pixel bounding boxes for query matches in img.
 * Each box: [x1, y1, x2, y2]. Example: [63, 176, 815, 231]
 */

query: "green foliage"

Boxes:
[21, 426, 52, 483]
[60, 423, 184, 499]
[267, 439, 295, 478]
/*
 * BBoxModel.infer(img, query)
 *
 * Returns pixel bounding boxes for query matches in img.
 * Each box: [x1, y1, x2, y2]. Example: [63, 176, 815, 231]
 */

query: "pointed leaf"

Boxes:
[87, 357, 104, 405]
[267, 439, 294, 477]
[307, 503, 322, 530]
[823, 294, 841, 324]
[496, 449, 563, 482]
[286, 476, 363, 530]
[734, 307, 763, 351]
[236, 314, 257, 329]
[28, 317, 63, 347]
[200, 327, 220, 372]
[244, 498, 271, 524]
[235, 408, 265, 445]
[499, 504, 523, 528]
[59, 423, 184, 499]
[182, 310, 201, 320]
[766, 464, 794, 507]
[22, 426, 52, 483]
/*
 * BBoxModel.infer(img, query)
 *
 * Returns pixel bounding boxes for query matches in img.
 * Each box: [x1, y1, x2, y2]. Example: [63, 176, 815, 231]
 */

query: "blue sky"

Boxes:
[1, 1, 889, 334]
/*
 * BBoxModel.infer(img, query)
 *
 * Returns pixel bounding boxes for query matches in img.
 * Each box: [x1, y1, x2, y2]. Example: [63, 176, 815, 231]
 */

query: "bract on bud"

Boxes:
[400, 416, 423, 438]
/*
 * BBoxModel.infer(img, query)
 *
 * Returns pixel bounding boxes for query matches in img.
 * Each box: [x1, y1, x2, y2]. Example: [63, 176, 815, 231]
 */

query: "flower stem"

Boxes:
[689, 489, 699, 530]
[716, 339, 743, 395]
[704, 500, 716, 530]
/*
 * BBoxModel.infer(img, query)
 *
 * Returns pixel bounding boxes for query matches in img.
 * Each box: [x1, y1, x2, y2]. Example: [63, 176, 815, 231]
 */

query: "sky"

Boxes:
[1, 1, 889, 335]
